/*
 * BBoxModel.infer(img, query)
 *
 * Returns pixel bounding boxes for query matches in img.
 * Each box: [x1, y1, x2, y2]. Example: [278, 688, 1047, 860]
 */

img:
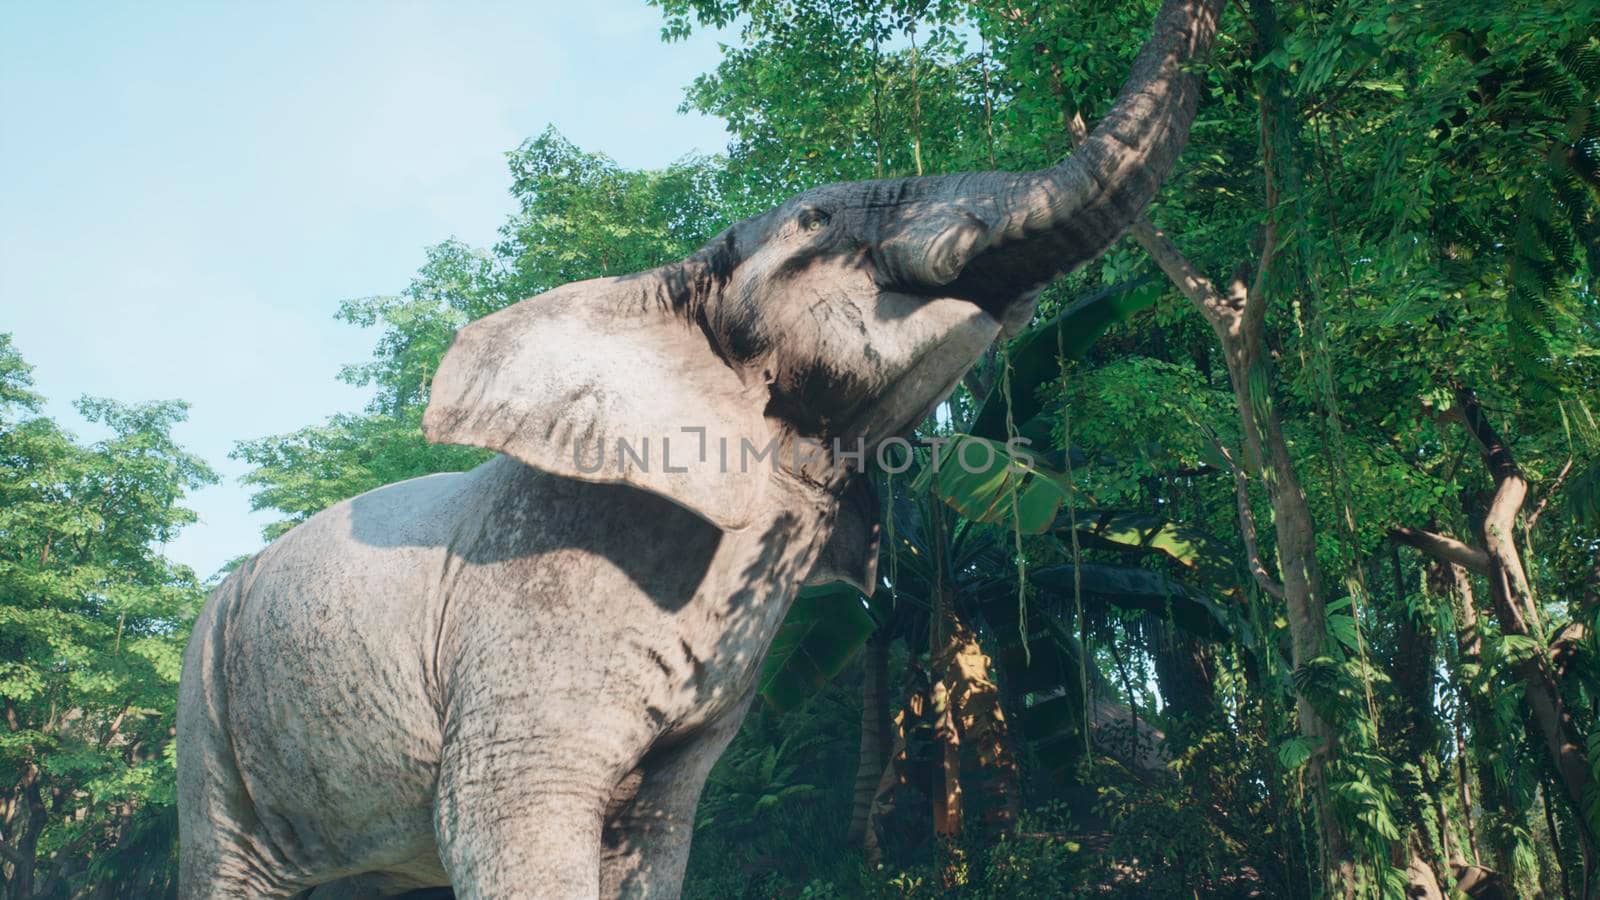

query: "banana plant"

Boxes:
[760, 582, 885, 713]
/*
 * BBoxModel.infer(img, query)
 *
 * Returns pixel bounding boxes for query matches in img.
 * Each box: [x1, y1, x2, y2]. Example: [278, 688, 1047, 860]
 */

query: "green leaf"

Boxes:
[1062, 510, 1239, 592]
[1277, 736, 1317, 772]
[970, 278, 1164, 440]
[1327, 612, 1361, 652]
[915, 435, 1070, 535]
[758, 583, 876, 712]
[1028, 563, 1230, 640]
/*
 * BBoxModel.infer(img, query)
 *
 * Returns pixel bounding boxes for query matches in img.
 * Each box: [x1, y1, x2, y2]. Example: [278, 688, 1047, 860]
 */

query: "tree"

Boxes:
[0, 334, 213, 899]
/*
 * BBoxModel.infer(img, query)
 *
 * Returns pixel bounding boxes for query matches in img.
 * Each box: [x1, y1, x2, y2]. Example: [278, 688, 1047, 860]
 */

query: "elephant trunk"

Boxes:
[950, 0, 1227, 301]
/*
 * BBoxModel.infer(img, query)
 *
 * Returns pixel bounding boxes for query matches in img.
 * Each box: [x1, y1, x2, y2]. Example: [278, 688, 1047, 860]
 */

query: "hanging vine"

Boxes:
[999, 347, 1030, 662]
[1058, 327, 1090, 758]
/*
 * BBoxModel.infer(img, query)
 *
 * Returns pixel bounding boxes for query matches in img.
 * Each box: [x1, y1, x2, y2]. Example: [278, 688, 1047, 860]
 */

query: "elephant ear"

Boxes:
[803, 476, 880, 596]
[423, 280, 774, 531]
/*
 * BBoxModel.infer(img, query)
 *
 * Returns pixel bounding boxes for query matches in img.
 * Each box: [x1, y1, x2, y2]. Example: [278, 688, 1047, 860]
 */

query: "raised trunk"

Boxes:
[948, 0, 1227, 300]
[1046, 0, 1369, 881]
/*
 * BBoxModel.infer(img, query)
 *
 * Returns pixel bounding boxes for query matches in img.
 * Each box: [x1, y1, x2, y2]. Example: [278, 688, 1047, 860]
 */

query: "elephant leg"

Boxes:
[301, 874, 452, 899]
[178, 768, 311, 900]
[433, 737, 609, 899]
[178, 801, 306, 900]
[179, 695, 305, 897]
[179, 839, 302, 900]
[600, 704, 748, 900]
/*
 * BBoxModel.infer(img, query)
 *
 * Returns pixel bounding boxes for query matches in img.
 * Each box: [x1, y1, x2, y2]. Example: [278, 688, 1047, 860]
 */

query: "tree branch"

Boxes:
[1242, 85, 1279, 338]
[1389, 526, 1490, 576]
[1454, 386, 1541, 632]
[1213, 438, 1285, 599]
[1068, 103, 1284, 609]
[1456, 386, 1522, 486]
[1129, 218, 1231, 322]
[1526, 456, 1573, 533]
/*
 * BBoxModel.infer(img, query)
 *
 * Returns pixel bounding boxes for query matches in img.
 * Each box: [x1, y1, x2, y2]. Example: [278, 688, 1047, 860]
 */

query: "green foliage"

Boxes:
[698, 734, 822, 832]
[499, 128, 730, 291]
[913, 436, 1070, 535]
[0, 335, 211, 898]
[969, 279, 1165, 442]
[233, 409, 487, 541]
[685, 685, 864, 896]
[760, 583, 880, 711]
[652, 0, 1598, 887]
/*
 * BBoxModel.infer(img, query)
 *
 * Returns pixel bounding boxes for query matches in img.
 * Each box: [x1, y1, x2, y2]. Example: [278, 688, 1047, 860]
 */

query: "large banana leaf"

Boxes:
[911, 435, 1071, 535]
[1029, 563, 1231, 640]
[1061, 509, 1239, 590]
[759, 582, 878, 712]
[970, 276, 1164, 440]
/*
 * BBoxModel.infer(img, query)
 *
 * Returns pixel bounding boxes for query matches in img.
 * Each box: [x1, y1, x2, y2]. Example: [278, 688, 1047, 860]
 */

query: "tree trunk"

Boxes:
[1394, 391, 1593, 888]
[5, 765, 45, 900]
[1125, 214, 1357, 889]
[1403, 832, 1447, 900]
[1152, 629, 1216, 721]
[848, 631, 893, 845]
[931, 677, 962, 839]
[937, 615, 1021, 832]
[1393, 557, 1451, 893]
[864, 603, 1022, 860]
[1447, 557, 1533, 892]
[1456, 387, 1595, 859]
[927, 501, 962, 842]
[1063, 32, 1360, 874]
[862, 690, 917, 869]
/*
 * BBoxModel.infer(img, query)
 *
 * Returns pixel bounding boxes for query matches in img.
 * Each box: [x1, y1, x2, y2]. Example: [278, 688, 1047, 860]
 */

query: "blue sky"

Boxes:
[1, 1, 730, 579]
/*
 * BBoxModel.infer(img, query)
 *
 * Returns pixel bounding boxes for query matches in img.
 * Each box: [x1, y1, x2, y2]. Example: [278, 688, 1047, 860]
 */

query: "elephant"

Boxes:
[175, 0, 1225, 896]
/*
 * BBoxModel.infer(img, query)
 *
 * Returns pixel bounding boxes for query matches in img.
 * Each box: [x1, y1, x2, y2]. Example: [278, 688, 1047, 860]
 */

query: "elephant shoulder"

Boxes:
[333, 468, 484, 551]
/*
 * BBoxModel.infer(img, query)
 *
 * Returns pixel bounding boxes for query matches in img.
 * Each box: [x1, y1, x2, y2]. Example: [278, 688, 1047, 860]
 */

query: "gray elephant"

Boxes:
[176, 0, 1224, 896]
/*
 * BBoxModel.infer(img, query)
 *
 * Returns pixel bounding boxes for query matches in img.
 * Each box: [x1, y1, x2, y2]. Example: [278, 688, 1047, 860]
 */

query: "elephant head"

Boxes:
[423, 0, 1224, 590]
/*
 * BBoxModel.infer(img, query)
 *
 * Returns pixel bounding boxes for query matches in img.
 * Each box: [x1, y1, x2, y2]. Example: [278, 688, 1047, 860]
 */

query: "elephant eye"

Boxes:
[798, 209, 830, 233]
